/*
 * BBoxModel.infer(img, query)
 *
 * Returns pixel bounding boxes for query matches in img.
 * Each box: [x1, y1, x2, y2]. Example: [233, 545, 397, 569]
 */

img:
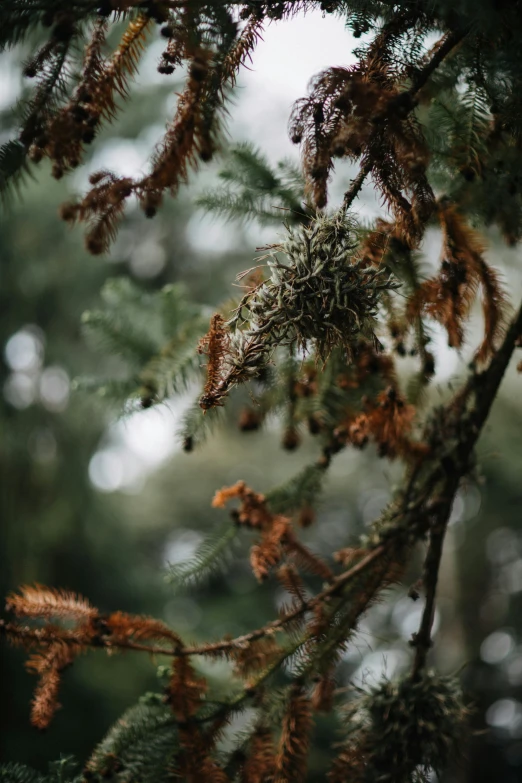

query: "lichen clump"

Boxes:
[198, 213, 401, 410]
[330, 672, 468, 783]
[230, 213, 399, 362]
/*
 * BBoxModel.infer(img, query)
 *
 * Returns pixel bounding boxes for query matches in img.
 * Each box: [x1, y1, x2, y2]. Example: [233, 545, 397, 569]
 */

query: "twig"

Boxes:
[408, 29, 466, 97]
[410, 484, 457, 679]
[342, 28, 466, 212]
[342, 158, 373, 211]
[0, 544, 388, 661]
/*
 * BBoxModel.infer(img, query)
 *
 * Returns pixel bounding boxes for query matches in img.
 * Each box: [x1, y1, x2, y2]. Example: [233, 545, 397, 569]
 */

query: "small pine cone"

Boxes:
[422, 351, 435, 377]
[198, 142, 213, 162]
[158, 63, 174, 74]
[86, 235, 104, 255]
[408, 580, 422, 601]
[297, 504, 315, 528]
[142, 191, 162, 218]
[59, 202, 78, 222]
[238, 407, 261, 432]
[282, 427, 300, 451]
[51, 163, 64, 180]
[140, 389, 155, 408]
[460, 165, 476, 182]
[307, 414, 322, 435]
[517, 360, 522, 373]
[28, 145, 43, 163]
[82, 128, 96, 144]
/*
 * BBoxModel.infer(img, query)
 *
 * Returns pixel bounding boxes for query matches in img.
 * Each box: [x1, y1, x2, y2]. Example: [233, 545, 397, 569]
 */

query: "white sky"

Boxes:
[230, 11, 359, 161]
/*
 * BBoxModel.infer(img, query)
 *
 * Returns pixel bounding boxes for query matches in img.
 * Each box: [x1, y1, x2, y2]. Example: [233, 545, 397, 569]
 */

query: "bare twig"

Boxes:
[410, 484, 458, 679]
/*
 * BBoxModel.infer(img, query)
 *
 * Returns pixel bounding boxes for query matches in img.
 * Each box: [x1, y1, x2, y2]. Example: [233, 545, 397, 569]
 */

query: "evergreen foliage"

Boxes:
[85, 701, 179, 783]
[0, 758, 79, 783]
[79, 278, 208, 409]
[196, 143, 309, 226]
[0, 140, 30, 202]
[0, 764, 45, 783]
[165, 525, 240, 591]
[4, 0, 522, 780]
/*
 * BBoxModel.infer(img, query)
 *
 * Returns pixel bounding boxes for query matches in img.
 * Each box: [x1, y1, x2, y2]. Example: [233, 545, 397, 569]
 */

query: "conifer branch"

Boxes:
[342, 157, 373, 211]
[2, 293, 520, 773]
[407, 28, 467, 97]
[4, 3, 522, 778]
[341, 28, 466, 216]
[410, 484, 458, 680]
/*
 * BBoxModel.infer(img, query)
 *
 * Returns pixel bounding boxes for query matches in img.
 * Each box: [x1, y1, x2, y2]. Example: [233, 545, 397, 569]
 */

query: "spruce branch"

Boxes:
[2, 292, 521, 763]
[341, 27, 467, 215]
[5, 286, 521, 673]
[4, 3, 522, 778]
[165, 525, 240, 591]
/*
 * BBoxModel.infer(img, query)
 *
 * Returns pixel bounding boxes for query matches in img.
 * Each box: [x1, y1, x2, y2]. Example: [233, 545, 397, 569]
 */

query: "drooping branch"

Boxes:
[342, 28, 467, 213]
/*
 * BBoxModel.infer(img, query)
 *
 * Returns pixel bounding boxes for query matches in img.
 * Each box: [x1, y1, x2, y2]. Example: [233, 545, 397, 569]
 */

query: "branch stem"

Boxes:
[411, 297, 522, 678]
[410, 480, 458, 679]
[342, 158, 373, 211]
[342, 28, 466, 211]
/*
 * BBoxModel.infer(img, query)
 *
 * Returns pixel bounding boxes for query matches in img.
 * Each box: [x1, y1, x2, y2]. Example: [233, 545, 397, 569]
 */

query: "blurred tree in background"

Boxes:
[2, 3, 522, 782]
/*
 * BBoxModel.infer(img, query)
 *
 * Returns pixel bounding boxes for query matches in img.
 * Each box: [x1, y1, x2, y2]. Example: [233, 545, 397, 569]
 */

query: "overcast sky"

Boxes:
[230, 10, 358, 160]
